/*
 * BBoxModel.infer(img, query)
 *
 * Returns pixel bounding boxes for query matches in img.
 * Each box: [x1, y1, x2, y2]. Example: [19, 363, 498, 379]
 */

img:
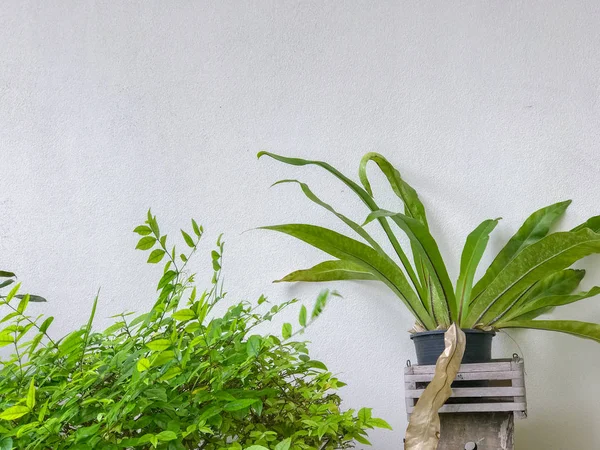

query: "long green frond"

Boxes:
[274, 260, 378, 283]
[258, 151, 424, 299]
[260, 223, 435, 329]
[456, 219, 500, 325]
[358, 153, 428, 226]
[500, 287, 600, 322]
[364, 210, 454, 326]
[498, 319, 600, 343]
[271, 179, 384, 253]
[472, 200, 572, 300]
[489, 269, 586, 324]
[466, 228, 600, 327]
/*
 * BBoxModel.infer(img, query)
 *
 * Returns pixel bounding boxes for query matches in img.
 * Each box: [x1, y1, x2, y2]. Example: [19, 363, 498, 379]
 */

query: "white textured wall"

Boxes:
[2, 1, 600, 448]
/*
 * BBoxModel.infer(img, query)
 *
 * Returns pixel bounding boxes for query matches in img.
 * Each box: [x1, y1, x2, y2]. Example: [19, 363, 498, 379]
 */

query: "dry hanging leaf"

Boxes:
[404, 324, 466, 450]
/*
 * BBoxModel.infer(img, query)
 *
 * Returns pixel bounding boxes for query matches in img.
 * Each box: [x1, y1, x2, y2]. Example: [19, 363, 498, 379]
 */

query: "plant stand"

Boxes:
[404, 356, 526, 450]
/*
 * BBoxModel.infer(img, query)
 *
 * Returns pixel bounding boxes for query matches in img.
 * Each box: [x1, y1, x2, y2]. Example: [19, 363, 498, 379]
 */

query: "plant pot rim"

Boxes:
[410, 329, 496, 339]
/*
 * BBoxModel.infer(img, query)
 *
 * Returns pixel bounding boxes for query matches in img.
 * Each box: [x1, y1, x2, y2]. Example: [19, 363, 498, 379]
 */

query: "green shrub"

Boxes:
[0, 212, 390, 449]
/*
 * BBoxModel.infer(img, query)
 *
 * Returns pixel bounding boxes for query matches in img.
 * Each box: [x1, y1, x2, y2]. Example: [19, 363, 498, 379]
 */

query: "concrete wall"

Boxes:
[2, 1, 599, 448]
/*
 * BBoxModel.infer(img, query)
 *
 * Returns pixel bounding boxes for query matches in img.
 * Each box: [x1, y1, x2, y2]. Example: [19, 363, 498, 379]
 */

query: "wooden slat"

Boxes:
[405, 386, 525, 398]
[407, 402, 527, 414]
[405, 370, 520, 382]
[511, 359, 527, 419]
[404, 365, 415, 421]
[409, 360, 514, 374]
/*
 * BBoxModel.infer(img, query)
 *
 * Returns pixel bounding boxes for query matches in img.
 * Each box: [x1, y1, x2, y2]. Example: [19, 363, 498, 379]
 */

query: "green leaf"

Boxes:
[467, 228, 600, 326]
[198, 406, 222, 421]
[39, 317, 54, 333]
[136, 236, 157, 250]
[503, 286, 600, 322]
[354, 433, 372, 445]
[192, 219, 202, 237]
[0, 312, 18, 324]
[282, 323, 292, 339]
[260, 224, 434, 329]
[58, 331, 84, 356]
[272, 179, 386, 254]
[75, 424, 100, 441]
[151, 351, 175, 367]
[172, 309, 195, 322]
[358, 152, 432, 302]
[0, 333, 14, 348]
[146, 339, 171, 352]
[158, 270, 177, 290]
[299, 305, 307, 327]
[364, 210, 455, 325]
[147, 210, 160, 237]
[275, 259, 377, 283]
[311, 289, 331, 319]
[0, 271, 16, 278]
[223, 398, 258, 411]
[369, 417, 393, 430]
[159, 366, 181, 381]
[472, 200, 572, 300]
[359, 152, 428, 226]
[137, 358, 151, 372]
[0, 279, 14, 289]
[156, 430, 177, 441]
[211, 250, 221, 273]
[6, 283, 21, 301]
[521, 269, 586, 301]
[81, 292, 99, 357]
[15, 294, 45, 303]
[246, 335, 261, 357]
[456, 219, 500, 323]
[498, 319, 600, 342]
[258, 151, 424, 303]
[147, 249, 166, 264]
[358, 407, 372, 422]
[0, 405, 30, 421]
[275, 438, 292, 450]
[17, 294, 29, 314]
[571, 215, 600, 233]
[245, 446, 269, 450]
[26, 378, 35, 409]
[0, 437, 13, 450]
[181, 230, 195, 248]
[133, 225, 152, 235]
[305, 360, 327, 371]
[499, 269, 586, 321]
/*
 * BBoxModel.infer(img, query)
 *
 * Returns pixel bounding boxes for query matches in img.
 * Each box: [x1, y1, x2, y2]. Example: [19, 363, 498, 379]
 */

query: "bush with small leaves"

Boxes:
[0, 211, 390, 449]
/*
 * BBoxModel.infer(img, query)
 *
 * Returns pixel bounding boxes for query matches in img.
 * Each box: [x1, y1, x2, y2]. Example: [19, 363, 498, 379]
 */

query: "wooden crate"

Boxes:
[404, 357, 527, 418]
[404, 357, 526, 450]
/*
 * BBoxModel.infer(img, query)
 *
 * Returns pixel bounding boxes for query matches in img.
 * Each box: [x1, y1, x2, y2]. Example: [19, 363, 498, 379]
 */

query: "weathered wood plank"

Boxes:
[511, 359, 527, 419]
[404, 368, 416, 421]
[407, 402, 526, 414]
[405, 386, 525, 398]
[405, 370, 520, 382]
[410, 360, 514, 374]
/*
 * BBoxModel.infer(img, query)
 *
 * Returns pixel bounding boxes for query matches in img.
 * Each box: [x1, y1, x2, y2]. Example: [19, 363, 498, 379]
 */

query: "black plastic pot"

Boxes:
[410, 329, 495, 366]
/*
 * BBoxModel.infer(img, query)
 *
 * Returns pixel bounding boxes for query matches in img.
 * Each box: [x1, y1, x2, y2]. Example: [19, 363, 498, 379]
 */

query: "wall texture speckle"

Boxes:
[2, 1, 600, 448]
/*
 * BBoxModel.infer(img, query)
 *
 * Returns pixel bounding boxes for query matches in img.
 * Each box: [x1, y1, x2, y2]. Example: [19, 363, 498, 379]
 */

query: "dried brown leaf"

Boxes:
[404, 324, 466, 450]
